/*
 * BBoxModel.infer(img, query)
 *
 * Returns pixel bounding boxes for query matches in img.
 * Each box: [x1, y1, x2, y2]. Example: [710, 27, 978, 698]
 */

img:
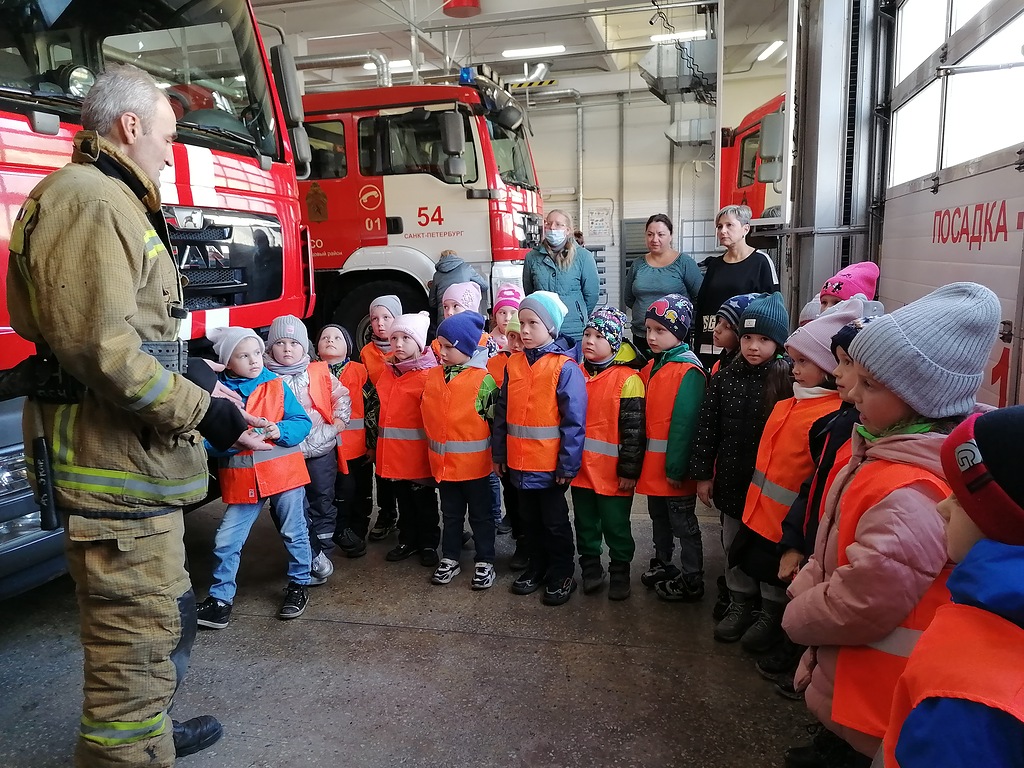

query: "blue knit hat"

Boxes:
[646, 293, 694, 341]
[738, 292, 790, 348]
[437, 311, 485, 355]
[520, 291, 568, 336]
[848, 282, 1000, 418]
[717, 292, 764, 330]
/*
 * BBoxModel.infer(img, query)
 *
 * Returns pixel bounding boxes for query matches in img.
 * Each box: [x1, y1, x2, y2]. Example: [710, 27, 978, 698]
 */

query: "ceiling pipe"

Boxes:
[505, 61, 551, 83]
[422, 0, 713, 32]
[295, 50, 392, 87]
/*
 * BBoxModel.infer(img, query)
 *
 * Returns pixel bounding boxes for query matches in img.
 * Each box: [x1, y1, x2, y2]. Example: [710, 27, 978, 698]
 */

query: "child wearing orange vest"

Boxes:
[317, 323, 372, 558]
[781, 283, 1000, 767]
[264, 315, 351, 585]
[882, 406, 1024, 768]
[431, 281, 496, 361]
[367, 311, 441, 567]
[196, 327, 314, 628]
[571, 307, 646, 600]
[490, 313, 527, 567]
[634, 295, 708, 602]
[493, 290, 587, 606]
[361, 294, 402, 542]
[423, 311, 500, 589]
[726, 306, 849, 654]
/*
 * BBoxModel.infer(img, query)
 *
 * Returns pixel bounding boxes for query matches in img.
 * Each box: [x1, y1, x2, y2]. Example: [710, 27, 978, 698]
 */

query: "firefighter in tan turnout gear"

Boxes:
[5, 65, 270, 767]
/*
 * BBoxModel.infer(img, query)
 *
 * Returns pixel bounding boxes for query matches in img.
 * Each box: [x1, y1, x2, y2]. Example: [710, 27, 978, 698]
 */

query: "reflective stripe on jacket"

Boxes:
[506, 352, 569, 473]
[376, 365, 432, 480]
[422, 366, 492, 482]
[882, 602, 1024, 767]
[742, 392, 842, 543]
[572, 364, 635, 497]
[636, 358, 700, 497]
[219, 378, 310, 503]
[831, 460, 952, 739]
[338, 362, 368, 461]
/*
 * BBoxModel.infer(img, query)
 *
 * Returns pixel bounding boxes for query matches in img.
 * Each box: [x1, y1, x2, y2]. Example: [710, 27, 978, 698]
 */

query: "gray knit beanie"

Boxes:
[266, 314, 310, 354]
[208, 326, 265, 365]
[847, 282, 1000, 418]
[370, 294, 402, 319]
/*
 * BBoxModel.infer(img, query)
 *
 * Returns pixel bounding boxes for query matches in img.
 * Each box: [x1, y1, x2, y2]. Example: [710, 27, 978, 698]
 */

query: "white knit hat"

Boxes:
[208, 326, 265, 365]
[847, 282, 1000, 418]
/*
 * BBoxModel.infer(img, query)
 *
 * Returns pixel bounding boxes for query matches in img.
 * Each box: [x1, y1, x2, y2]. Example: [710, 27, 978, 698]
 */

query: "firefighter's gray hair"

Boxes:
[81, 65, 165, 137]
[716, 204, 753, 228]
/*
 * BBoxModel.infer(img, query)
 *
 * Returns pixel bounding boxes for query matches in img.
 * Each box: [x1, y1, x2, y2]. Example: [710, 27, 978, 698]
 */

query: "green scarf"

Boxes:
[856, 419, 933, 442]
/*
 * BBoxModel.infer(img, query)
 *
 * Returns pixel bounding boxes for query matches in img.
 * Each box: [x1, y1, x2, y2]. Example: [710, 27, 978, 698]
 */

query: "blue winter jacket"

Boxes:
[491, 336, 587, 489]
[522, 245, 600, 343]
[894, 539, 1024, 768]
[205, 368, 312, 458]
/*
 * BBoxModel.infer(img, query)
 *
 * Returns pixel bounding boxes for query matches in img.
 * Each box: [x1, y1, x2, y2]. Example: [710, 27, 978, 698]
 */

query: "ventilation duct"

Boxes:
[637, 41, 717, 104]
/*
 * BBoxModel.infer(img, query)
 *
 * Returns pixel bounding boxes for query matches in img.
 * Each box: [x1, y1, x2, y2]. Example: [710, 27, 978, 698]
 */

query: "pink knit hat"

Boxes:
[493, 282, 524, 313]
[786, 298, 881, 374]
[820, 262, 880, 302]
[442, 281, 482, 313]
[389, 311, 430, 352]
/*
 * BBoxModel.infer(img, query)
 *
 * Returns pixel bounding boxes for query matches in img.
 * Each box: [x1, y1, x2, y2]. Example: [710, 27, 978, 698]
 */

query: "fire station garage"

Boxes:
[2, 0, 1023, 766]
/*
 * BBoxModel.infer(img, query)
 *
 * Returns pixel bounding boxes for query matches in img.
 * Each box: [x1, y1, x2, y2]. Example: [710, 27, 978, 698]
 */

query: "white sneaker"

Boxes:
[431, 558, 461, 585]
[310, 551, 333, 584]
[471, 562, 496, 590]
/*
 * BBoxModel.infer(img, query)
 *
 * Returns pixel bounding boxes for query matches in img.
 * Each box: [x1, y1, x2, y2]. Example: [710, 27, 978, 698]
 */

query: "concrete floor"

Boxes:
[0, 497, 810, 767]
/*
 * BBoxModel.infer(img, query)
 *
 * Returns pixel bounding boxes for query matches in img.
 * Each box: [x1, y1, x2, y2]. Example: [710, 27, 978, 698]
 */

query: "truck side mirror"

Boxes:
[757, 111, 785, 184]
[443, 155, 467, 179]
[270, 44, 304, 129]
[291, 126, 312, 179]
[440, 112, 465, 156]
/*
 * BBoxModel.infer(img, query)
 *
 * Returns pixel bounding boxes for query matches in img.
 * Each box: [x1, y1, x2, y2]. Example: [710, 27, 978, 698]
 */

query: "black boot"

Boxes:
[173, 715, 223, 758]
[741, 598, 787, 653]
[579, 555, 605, 594]
[785, 723, 871, 768]
[713, 592, 756, 643]
[607, 561, 631, 601]
[712, 574, 730, 620]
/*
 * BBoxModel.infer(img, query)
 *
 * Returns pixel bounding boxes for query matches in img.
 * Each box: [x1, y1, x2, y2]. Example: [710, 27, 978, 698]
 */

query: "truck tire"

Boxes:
[330, 280, 428, 349]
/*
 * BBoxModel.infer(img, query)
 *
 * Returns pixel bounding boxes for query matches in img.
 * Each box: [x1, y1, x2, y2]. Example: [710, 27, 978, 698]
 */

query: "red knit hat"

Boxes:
[940, 407, 1024, 546]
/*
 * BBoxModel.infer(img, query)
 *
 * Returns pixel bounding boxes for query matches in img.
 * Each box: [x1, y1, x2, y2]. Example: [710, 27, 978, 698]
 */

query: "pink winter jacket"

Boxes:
[782, 428, 950, 756]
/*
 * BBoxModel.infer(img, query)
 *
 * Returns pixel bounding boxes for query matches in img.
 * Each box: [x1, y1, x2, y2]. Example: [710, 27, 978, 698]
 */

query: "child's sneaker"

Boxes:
[335, 528, 367, 558]
[196, 597, 231, 630]
[542, 577, 578, 606]
[278, 582, 308, 620]
[655, 573, 705, 602]
[640, 558, 680, 587]
[368, 516, 396, 541]
[431, 558, 461, 585]
[471, 562, 496, 590]
[310, 551, 333, 584]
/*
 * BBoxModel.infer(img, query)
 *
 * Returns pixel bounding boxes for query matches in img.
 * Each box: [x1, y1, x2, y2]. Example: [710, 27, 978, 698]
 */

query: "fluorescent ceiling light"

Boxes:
[650, 30, 707, 43]
[757, 40, 784, 61]
[364, 59, 412, 70]
[502, 44, 565, 59]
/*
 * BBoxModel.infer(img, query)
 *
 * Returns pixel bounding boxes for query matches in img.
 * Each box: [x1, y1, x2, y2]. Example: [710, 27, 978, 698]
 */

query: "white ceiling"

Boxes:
[251, 0, 790, 93]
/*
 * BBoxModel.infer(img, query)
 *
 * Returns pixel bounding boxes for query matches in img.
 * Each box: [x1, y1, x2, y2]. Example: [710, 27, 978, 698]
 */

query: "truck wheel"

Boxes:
[331, 280, 428, 348]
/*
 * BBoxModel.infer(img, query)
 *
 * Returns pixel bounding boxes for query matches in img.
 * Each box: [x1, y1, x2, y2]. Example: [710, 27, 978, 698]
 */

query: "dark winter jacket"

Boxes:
[689, 354, 790, 518]
[894, 540, 1024, 768]
[582, 339, 647, 481]
[779, 401, 859, 555]
[492, 336, 587, 489]
[522, 245, 600, 342]
[427, 253, 488, 323]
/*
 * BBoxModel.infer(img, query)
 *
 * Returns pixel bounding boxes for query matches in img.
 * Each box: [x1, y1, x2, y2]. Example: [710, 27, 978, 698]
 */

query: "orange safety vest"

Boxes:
[375, 364, 432, 480]
[883, 603, 1024, 767]
[742, 393, 841, 543]
[636, 358, 702, 497]
[830, 460, 952, 739]
[361, 341, 388, 385]
[422, 366, 492, 482]
[337, 361, 368, 461]
[219, 378, 310, 503]
[571, 364, 638, 497]
[487, 352, 510, 387]
[506, 352, 571, 472]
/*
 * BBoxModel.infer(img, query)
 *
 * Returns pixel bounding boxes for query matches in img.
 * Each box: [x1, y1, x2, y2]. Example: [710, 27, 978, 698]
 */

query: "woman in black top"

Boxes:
[695, 205, 780, 368]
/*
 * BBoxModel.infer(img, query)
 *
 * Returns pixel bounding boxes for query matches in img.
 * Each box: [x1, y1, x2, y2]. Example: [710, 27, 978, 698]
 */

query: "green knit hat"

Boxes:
[738, 291, 790, 348]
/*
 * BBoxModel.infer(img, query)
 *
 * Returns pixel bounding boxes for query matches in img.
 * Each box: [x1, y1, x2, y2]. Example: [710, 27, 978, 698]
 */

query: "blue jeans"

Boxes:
[210, 487, 312, 603]
[647, 494, 703, 577]
[488, 472, 502, 524]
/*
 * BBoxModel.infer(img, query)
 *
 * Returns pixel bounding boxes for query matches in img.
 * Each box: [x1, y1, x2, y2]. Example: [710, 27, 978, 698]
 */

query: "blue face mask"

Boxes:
[544, 229, 567, 249]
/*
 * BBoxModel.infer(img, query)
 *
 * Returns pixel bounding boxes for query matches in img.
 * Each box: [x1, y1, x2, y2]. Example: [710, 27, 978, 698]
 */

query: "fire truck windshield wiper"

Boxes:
[500, 170, 537, 191]
[177, 120, 258, 153]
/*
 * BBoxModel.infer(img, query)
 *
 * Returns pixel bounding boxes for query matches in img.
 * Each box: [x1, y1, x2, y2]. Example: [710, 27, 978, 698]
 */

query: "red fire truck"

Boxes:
[719, 93, 785, 218]
[0, 0, 312, 598]
[299, 65, 543, 337]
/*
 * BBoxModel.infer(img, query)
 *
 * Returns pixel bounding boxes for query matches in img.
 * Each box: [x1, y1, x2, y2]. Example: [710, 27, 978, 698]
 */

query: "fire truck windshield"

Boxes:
[0, 0, 277, 157]
[487, 117, 537, 190]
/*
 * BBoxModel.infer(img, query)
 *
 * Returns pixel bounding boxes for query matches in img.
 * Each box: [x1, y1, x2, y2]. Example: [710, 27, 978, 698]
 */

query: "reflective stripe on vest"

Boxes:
[219, 378, 310, 503]
[506, 352, 569, 473]
[636, 358, 703, 497]
[830, 460, 952, 739]
[742, 393, 842, 544]
[376, 365, 432, 480]
[572, 364, 636, 497]
[422, 366, 492, 481]
[881, 603, 1024, 767]
[80, 711, 167, 747]
[339, 362, 368, 461]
